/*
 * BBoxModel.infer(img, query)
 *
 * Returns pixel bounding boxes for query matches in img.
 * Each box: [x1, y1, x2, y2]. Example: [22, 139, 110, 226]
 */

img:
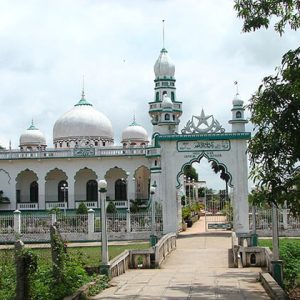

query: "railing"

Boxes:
[21, 215, 52, 234]
[45, 202, 67, 209]
[249, 208, 300, 233]
[109, 250, 130, 278]
[0, 146, 147, 160]
[113, 200, 128, 208]
[56, 214, 88, 233]
[75, 201, 98, 209]
[154, 233, 177, 267]
[0, 215, 14, 233]
[17, 203, 39, 210]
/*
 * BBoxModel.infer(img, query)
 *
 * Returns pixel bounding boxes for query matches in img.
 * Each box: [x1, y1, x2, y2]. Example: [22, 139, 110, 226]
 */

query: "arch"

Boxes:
[176, 153, 233, 189]
[171, 91, 175, 101]
[74, 168, 97, 201]
[236, 111, 242, 118]
[87, 180, 98, 201]
[155, 91, 159, 101]
[250, 253, 256, 265]
[45, 168, 68, 203]
[165, 114, 170, 121]
[105, 167, 128, 201]
[16, 169, 38, 203]
[115, 179, 127, 200]
[0, 169, 11, 184]
[30, 181, 39, 203]
[133, 165, 150, 200]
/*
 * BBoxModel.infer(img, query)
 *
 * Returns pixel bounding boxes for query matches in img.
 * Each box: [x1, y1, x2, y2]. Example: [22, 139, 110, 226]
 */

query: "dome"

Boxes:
[20, 122, 47, 147]
[162, 94, 173, 109]
[154, 48, 175, 78]
[53, 93, 114, 146]
[233, 94, 244, 107]
[122, 120, 148, 143]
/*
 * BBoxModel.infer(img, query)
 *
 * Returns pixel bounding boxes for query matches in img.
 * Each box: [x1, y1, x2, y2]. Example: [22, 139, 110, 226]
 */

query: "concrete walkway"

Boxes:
[92, 221, 270, 299]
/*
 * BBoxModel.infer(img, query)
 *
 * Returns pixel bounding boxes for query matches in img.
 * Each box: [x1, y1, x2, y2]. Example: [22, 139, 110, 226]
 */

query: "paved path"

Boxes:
[92, 221, 270, 299]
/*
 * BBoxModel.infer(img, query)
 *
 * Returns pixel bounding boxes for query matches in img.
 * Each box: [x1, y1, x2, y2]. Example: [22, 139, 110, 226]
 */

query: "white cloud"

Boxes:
[0, 0, 299, 189]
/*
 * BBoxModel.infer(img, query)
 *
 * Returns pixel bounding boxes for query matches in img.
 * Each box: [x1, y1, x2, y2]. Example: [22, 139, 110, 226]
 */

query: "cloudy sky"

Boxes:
[0, 0, 299, 189]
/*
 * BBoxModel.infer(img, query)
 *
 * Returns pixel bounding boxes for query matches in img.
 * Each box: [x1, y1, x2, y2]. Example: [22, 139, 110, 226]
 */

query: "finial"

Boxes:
[9, 140, 11, 150]
[133, 112, 136, 123]
[234, 81, 239, 96]
[82, 74, 85, 98]
[162, 19, 165, 49]
[31, 118, 34, 126]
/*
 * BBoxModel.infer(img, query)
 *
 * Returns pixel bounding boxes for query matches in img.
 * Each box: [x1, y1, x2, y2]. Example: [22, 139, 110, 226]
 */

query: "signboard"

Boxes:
[177, 140, 230, 152]
[73, 147, 95, 157]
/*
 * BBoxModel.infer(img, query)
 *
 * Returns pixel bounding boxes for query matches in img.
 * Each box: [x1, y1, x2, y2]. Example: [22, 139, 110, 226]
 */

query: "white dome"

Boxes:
[122, 121, 148, 143]
[162, 94, 173, 109]
[53, 95, 114, 143]
[233, 94, 244, 107]
[154, 48, 175, 78]
[20, 123, 46, 146]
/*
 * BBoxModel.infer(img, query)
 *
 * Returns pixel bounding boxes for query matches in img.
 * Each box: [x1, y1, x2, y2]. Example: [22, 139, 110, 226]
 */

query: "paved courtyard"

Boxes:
[92, 221, 270, 299]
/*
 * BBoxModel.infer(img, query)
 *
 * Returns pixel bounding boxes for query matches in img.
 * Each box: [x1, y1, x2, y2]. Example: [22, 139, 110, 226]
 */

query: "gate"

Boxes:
[204, 192, 232, 231]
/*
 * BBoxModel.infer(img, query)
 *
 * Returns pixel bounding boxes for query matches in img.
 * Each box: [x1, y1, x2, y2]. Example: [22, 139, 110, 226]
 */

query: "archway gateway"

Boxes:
[149, 108, 250, 235]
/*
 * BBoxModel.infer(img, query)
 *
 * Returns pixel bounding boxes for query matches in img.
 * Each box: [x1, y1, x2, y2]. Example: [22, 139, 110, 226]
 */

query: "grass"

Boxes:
[0, 242, 150, 267]
[258, 238, 300, 249]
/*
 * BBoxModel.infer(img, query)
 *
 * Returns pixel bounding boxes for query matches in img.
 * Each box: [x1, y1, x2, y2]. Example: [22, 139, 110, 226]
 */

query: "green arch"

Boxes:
[176, 152, 233, 189]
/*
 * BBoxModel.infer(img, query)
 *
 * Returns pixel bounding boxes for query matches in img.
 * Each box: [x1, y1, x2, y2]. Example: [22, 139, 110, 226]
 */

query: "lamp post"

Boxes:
[187, 177, 191, 206]
[60, 183, 68, 217]
[150, 185, 156, 246]
[98, 179, 110, 276]
[251, 186, 258, 246]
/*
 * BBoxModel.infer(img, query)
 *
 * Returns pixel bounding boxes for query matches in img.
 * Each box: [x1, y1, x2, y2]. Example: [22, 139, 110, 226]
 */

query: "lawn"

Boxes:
[0, 242, 150, 266]
[258, 238, 300, 249]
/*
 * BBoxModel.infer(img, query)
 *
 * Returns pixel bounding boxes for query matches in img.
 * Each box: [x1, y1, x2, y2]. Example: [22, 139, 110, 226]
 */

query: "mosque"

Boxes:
[0, 46, 250, 234]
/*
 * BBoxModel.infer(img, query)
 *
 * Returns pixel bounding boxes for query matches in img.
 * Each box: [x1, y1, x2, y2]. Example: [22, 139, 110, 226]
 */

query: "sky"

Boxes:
[0, 0, 299, 190]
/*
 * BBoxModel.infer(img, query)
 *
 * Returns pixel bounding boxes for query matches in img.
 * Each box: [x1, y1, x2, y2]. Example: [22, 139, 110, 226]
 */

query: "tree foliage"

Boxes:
[235, 0, 300, 215]
[234, 0, 300, 35]
[248, 47, 300, 215]
[184, 165, 198, 181]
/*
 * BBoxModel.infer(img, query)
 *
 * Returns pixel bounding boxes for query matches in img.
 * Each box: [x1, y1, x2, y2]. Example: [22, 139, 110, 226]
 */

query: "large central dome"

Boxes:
[53, 93, 114, 148]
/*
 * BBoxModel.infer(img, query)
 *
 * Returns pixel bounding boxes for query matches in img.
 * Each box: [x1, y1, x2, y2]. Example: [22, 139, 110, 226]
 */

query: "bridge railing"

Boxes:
[154, 232, 177, 267]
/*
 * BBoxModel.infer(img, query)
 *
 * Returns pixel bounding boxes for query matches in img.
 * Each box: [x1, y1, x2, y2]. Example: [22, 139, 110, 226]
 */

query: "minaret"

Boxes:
[228, 91, 248, 132]
[149, 21, 182, 135]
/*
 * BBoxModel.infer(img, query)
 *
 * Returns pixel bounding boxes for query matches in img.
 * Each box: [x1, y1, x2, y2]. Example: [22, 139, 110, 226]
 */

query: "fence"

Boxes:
[0, 209, 163, 243]
[249, 207, 300, 236]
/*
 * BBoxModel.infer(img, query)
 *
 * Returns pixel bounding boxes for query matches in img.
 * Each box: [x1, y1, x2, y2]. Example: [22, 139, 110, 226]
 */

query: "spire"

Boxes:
[28, 119, 37, 130]
[130, 113, 138, 126]
[234, 81, 239, 97]
[82, 74, 85, 98]
[75, 76, 92, 106]
[162, 19, 165, 49]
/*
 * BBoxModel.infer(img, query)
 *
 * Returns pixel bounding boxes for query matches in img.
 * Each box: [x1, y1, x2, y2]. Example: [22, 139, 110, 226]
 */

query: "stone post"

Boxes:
[51, 212, 57, 225]
[14, 210, 21, 235]
[15, 240, 26, 300]
[126, 209, 131, 233]
[282, 201, 288, 230]
[88, 209, 95, 240]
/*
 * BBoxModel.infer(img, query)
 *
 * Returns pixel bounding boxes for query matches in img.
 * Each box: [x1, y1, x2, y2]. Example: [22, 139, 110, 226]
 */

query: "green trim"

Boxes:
[229, 120, 248, 124]
[150, 167, 161, 170]
[154, 78, 176, 82]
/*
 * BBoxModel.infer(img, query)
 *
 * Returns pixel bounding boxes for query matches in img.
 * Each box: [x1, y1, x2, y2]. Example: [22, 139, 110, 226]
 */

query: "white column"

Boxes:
[13, 210, 21, 234]
[38, 178, 46, 210]
[88, 209, 95, 240]
[67, 178, 75, 209]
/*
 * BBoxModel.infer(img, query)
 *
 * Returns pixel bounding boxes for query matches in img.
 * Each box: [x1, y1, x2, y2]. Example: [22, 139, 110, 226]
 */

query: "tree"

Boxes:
[211, 161, 230, 201]
[106, 201, 117, 214]
[184, 165, 198, 181]
[234, 1, 300, 215]
[76, 202, 88, 214]
[234, 0, 300, 35]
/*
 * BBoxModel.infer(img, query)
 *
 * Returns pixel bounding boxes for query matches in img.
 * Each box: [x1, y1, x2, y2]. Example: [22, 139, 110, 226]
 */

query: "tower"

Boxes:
[229, 93, 248, 132]
[148, 48, 183, 135]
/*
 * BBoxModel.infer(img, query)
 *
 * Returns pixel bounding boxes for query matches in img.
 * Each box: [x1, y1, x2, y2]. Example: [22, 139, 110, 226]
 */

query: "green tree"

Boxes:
[211, 161, 230, 201]
[76, 202, 88, 214]
[106, 201, 117, 214]
[234, 0, 300, 35]
[234, 0, 300, 215]
[184, 165, 198, 181]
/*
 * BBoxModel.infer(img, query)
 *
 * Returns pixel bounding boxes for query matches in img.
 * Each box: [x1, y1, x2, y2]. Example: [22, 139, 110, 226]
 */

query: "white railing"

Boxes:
[75, 201, 98, 209]
[17, 203, 39, 210]
[107, 213, 127, 232]
[154, 233, 177, 267]
[0, 215, 14, 233]
[146, 148, 161, 156]
[113, 200, 128, 208]
[0, 146, 147, 160]
[46, 202, 67, 209]
[56, 214, 88, 233]
[21, 215, 52, 234]
[249, 208, 300, 232]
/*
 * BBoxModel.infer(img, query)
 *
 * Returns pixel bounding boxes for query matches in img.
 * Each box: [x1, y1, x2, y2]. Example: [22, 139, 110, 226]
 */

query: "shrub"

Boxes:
[106, 201, 117, 214]
[182, 206, 191, 221]
[76, 202, 89, 214]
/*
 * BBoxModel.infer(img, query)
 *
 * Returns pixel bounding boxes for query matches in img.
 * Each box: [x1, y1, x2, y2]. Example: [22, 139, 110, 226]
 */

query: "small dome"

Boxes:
[20, 122, 47, 147]
[154, 48, 175, 78]
[162, 94, 173, 109]
[122, 120, 148, 144]
[53, 93, 114, 146]
[233, 94, 244, 107]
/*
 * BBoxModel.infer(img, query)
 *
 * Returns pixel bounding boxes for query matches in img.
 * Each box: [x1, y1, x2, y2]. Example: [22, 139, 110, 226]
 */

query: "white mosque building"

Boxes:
[0, 46, 250, 234]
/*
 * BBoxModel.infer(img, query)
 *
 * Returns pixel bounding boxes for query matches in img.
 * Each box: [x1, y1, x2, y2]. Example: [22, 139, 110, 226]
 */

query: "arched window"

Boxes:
[58, 180, 68, 203]
[115, 179, 127, 200]
[171, 91, 175, 101]
[162, 91, 167, 96]
[236, 111, 242, 119]
[87, 180, 98, 202]
[250, 253, 256, 265]
[154, 160, 157, 166]
[172, 114, 175, 121]
[155, 92, 159, 101]
[165, 114, 170, 121]
[30, 181, 39, 203]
